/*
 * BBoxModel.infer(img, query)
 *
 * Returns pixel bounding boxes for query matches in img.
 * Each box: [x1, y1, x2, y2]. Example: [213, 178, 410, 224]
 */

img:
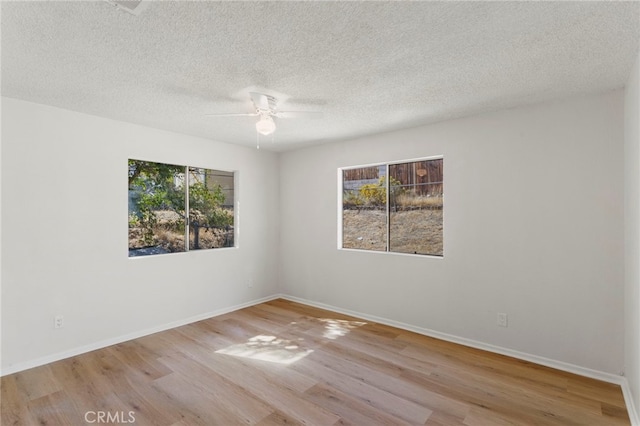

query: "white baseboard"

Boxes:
[621, 379, 640, 426]
[278, 294, 631, 386]
[0, 294, 280, 377]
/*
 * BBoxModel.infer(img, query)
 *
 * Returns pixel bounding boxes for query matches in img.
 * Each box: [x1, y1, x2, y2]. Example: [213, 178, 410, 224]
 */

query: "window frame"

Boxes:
[128, 159, 237, 258]
[338, 155, 444, 258]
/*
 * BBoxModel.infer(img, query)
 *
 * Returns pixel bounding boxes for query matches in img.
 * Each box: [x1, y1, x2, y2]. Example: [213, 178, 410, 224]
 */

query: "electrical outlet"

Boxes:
[497, 313, 508, 327]
[54, 315, 64, 329]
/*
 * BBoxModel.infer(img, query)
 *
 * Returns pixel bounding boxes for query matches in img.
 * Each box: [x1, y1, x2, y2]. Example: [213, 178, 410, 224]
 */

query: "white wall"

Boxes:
[625, 48, 640, 419]
[279, 91, 625, 374]
[0, 97, 280, 373]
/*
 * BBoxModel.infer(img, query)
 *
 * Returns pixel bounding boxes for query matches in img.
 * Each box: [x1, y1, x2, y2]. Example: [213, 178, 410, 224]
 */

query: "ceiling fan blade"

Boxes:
[205, 112, 259, 117]
[275, 111, 323, 119]
[249, 92, 270, 110]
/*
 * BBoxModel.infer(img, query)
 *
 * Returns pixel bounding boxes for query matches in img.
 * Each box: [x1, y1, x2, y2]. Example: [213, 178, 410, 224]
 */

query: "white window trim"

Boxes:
[127, 159, 238, 258]
[338, 155, 444, 259]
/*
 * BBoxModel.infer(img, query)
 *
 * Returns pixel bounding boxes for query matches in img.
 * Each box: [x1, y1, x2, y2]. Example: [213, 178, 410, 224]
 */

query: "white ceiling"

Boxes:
[2, 1, 639, 152]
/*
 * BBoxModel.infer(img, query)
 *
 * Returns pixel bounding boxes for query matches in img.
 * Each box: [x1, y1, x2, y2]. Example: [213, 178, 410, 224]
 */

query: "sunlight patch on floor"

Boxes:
[319, 318, 367, 340]
[215, 335, 313, 365]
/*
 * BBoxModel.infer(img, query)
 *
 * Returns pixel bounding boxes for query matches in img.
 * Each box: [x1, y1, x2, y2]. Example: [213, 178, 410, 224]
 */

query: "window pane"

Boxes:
[389, 159, 443, 256]
[128, 160, 186, 257]
[342, 165, 387, 251]
[188, 168, 235, 250]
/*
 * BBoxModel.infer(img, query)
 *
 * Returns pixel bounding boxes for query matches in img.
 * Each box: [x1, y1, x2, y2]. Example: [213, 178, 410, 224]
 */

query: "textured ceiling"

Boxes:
[2, 1, 639, 151]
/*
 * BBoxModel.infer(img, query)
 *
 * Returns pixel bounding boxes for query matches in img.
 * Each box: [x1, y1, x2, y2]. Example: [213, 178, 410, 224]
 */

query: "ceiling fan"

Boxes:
[206, 92, 322, 148]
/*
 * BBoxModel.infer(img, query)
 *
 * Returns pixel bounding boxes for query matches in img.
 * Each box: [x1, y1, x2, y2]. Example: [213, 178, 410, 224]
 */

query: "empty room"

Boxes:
[2, 1, 640, 425]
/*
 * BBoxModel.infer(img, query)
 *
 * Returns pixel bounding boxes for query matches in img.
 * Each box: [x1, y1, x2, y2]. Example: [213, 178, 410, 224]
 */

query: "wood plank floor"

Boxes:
[1, 299, 630, 425]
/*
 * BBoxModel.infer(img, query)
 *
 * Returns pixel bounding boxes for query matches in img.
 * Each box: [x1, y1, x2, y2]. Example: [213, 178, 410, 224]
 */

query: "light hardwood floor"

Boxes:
[1, 299, 630, 425]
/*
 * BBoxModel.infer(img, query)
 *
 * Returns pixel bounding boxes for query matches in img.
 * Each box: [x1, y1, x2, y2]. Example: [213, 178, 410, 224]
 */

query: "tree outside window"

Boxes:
[128, 160, 235, 257]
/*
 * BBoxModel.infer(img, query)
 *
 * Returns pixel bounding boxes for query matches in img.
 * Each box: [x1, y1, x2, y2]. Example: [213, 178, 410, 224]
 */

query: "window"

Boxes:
[128, 160, 235, 257]
[341, 157, 443, 256]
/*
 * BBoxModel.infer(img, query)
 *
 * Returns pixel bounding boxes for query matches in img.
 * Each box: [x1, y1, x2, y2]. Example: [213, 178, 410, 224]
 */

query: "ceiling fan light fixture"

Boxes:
[256, 115, 276, 136]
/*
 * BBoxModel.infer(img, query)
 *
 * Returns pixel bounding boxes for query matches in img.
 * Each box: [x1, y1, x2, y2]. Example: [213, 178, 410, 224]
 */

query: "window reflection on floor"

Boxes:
[215, 335, 313, 365]
[214, 318, 367, 364]
[318, 318, 367, 340]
